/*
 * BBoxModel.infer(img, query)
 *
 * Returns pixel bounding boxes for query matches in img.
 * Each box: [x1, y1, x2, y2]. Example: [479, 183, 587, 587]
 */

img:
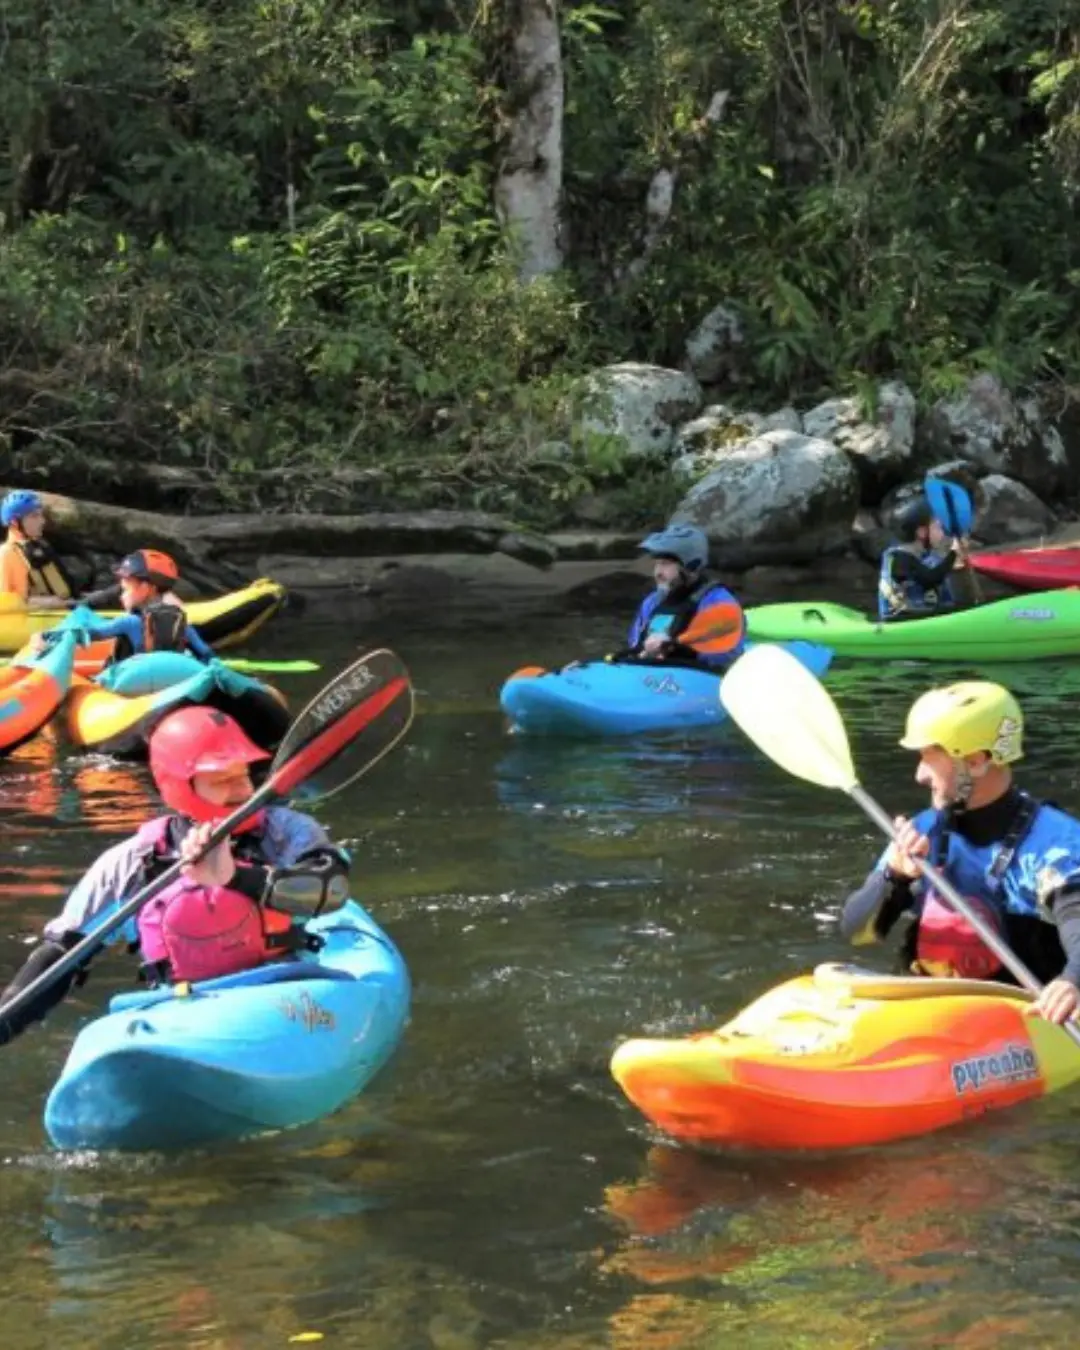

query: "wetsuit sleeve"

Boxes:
[889, 550, 957, 589]
[0, 932, 86, 1043]
[184, 624, 214, 662]
[1045, 885, 1080, 986]
[69, 612, 142, 644]
[839, 867, 918, 943]
[0, 547, 29, 601]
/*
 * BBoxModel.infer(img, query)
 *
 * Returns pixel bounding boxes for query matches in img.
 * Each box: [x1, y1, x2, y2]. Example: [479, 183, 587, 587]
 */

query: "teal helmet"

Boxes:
[639, 524, 709, 573]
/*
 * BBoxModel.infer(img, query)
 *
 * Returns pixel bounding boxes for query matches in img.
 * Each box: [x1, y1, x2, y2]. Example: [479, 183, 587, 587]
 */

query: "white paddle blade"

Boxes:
[720, 644, 857, 791]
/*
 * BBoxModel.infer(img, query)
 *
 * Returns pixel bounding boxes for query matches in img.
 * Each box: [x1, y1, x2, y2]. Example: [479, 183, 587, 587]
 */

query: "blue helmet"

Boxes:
[638, 523, 710, 573]
[1, 490, 44, 528]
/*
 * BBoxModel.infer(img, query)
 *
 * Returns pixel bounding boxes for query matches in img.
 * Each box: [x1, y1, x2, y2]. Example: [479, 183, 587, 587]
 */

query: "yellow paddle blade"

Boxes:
[719, 643, 857, 791]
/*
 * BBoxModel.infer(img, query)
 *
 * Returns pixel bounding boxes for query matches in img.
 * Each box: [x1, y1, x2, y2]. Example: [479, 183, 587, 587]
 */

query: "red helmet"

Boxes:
[149, 706, 269, 825]
[115, 549, 180, 589]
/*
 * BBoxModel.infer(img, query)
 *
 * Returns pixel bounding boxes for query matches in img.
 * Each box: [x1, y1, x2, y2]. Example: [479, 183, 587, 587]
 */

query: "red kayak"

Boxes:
[971, 546, 1080, 591]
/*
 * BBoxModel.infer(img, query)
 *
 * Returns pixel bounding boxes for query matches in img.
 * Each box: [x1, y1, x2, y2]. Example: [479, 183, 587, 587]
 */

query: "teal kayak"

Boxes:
[44, 901, 409, 1152]
[500, 641, 833, 736]
[745, 590, 1080, 662]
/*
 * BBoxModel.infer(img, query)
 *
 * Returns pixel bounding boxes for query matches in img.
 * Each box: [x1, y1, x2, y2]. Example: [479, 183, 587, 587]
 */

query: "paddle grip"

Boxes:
[848, 784, 1080, 1049]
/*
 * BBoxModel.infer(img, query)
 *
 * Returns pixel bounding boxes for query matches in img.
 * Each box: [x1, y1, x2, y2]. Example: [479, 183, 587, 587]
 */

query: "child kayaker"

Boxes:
[0, 489, 77, 609]
[31, 548, 213, 661]
[612, 524, 746, 670]
[839, 680, 1080, 1025]
[0, 706, 351, 1042]
[878, 495, 971, 623]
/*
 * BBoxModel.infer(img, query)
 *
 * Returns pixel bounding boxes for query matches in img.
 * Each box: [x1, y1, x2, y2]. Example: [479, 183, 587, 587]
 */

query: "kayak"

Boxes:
[44, 901, 409, 1151]
[0, 630, 77, 755]
[500, 641, 834, 736]
[0, 577, 287, 657]
[972, 546, 1080, 592]
[64, 652, 290, 757]
[745, 589, 1080, 661]
[610, 962, 1080, 1152]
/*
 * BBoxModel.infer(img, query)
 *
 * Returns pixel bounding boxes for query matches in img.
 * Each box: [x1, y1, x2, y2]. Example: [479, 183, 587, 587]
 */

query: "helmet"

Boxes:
[638, 524, 710, 572]
[1, 490, 44, 528]
[899, 682, 1023, 765]
[149, 706, 270, 824]
[895, 495, 933, 542]
[115, 549, 180, 589]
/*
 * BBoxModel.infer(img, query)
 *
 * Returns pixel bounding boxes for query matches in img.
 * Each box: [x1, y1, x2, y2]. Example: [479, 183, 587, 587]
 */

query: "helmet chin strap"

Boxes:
[948, 758, 975, 809]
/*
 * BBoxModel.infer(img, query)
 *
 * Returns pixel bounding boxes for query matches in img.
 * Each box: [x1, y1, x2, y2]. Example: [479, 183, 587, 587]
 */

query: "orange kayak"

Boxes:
[0, 630, 77, 755]
[610, 963, 1080, 1152]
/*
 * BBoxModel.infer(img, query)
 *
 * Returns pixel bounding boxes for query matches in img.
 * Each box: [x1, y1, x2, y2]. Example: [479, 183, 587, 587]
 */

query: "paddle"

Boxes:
[719, 642, 1080, 1047]
[0, 648, 414, 1039]
[925, 476, 984, 603]
[2, 654, 320, 676]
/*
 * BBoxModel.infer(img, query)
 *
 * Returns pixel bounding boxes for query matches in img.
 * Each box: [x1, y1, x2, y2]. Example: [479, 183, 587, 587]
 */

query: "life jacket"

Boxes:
[113, 600, 189, 661]
[912, 793, 1040, 979]
[878, 545, 954, 621]
[134, 816, 313, 985]
[4, 537, 74, 600]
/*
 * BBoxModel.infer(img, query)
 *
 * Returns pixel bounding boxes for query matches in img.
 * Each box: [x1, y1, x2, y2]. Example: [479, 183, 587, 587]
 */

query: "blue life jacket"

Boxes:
[877, 545, 954, 621]
[629, 579, 746, 669]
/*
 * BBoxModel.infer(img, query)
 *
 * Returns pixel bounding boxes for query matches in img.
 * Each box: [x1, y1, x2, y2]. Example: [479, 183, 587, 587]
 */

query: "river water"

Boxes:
[1, 607, 1079, 1349]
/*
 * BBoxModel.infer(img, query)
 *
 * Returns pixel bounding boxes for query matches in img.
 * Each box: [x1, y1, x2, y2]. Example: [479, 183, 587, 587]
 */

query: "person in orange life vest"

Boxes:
[840, 681, 1080, 1026]
[611, 524, 746, 670]
[0, 489, 76, 608]
[0, 707, 350, 1043]
[31, 549, 213, 662]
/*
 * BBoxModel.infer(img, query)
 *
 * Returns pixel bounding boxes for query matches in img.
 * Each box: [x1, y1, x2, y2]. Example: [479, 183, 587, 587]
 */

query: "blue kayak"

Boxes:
[499, 641, 834, 736]
[44, 901, 409, 1151]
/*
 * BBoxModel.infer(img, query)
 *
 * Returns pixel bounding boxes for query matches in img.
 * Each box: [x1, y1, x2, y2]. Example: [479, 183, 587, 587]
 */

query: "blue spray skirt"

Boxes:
[44, 901, 409, 1152]
[499, 641, 834, 736]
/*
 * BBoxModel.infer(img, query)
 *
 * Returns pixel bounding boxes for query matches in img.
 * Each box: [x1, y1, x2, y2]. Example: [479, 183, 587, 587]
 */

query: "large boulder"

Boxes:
[973, 474, 1056, 544]
[577, 362, 704, 460]
[802, 381, 916, 504]
[683, 303, 745, 385]
[671, 404, 801, 478]
[670, 429, 860, 567]
[919, 373, 1068, 500]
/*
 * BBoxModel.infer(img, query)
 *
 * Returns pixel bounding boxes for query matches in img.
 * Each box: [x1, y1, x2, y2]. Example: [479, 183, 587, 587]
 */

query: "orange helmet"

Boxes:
[114, 549, 180, 589]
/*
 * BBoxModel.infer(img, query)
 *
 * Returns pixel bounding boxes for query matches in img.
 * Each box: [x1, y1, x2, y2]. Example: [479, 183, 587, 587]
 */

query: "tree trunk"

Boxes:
[494, 0, 565, 280]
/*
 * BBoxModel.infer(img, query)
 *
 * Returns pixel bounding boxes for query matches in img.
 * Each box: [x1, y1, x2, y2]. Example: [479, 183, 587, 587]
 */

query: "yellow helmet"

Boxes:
[899, 682, 1023, 765]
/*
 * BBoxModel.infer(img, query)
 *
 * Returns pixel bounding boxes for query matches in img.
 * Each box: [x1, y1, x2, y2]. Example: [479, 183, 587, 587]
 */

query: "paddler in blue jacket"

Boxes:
[878, 495, 970, 622]
[31, 548, 214, 662]
[840, 681, 1080, 1026]
[612, 524, 746, 670]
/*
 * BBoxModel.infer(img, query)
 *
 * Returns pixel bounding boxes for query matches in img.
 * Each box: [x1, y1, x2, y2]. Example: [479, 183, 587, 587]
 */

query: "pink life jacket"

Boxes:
[913, 892, 1004, 980]
[135, 817, 285, 984]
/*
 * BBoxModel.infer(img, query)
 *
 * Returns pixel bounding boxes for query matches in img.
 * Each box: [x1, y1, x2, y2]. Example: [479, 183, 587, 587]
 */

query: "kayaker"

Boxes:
[0, 489, 77, 609]
[878, 496, 970, 622]
[0, 706, 351, 1043]
[840, 680, 1080, 1025]
[31, 549, 213, 662]
[612, 524, 746, 669]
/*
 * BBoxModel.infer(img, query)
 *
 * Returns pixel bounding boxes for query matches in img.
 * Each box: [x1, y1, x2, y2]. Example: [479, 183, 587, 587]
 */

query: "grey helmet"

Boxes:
[638, 523, 710, 573]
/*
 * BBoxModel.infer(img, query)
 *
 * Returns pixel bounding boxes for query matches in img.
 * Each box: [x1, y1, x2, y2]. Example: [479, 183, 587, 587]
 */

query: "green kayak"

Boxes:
[745, 589, 1080, 662]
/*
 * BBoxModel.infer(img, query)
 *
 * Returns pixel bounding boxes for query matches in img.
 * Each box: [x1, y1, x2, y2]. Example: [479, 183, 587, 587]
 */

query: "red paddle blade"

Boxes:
[680, 600, 745, 656]
[269, 649, 414, 803]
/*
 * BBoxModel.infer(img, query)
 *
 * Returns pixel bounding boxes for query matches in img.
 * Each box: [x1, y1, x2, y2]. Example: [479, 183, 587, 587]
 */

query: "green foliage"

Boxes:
[2, 0, 1080, 524]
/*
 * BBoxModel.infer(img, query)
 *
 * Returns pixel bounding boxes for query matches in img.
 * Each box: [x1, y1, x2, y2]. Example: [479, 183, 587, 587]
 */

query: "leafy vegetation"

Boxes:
[2, 0, 1080, 522]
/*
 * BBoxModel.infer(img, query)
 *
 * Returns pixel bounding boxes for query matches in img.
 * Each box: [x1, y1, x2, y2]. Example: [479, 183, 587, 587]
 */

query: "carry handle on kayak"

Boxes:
[0, 649, 414, 1040]
[720, 644, 1080, 1048]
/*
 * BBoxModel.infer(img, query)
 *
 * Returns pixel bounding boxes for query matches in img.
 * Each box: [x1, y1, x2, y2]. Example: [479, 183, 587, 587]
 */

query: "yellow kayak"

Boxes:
[0, 578, 286, 655]
[611, 963, 1080, 1152]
